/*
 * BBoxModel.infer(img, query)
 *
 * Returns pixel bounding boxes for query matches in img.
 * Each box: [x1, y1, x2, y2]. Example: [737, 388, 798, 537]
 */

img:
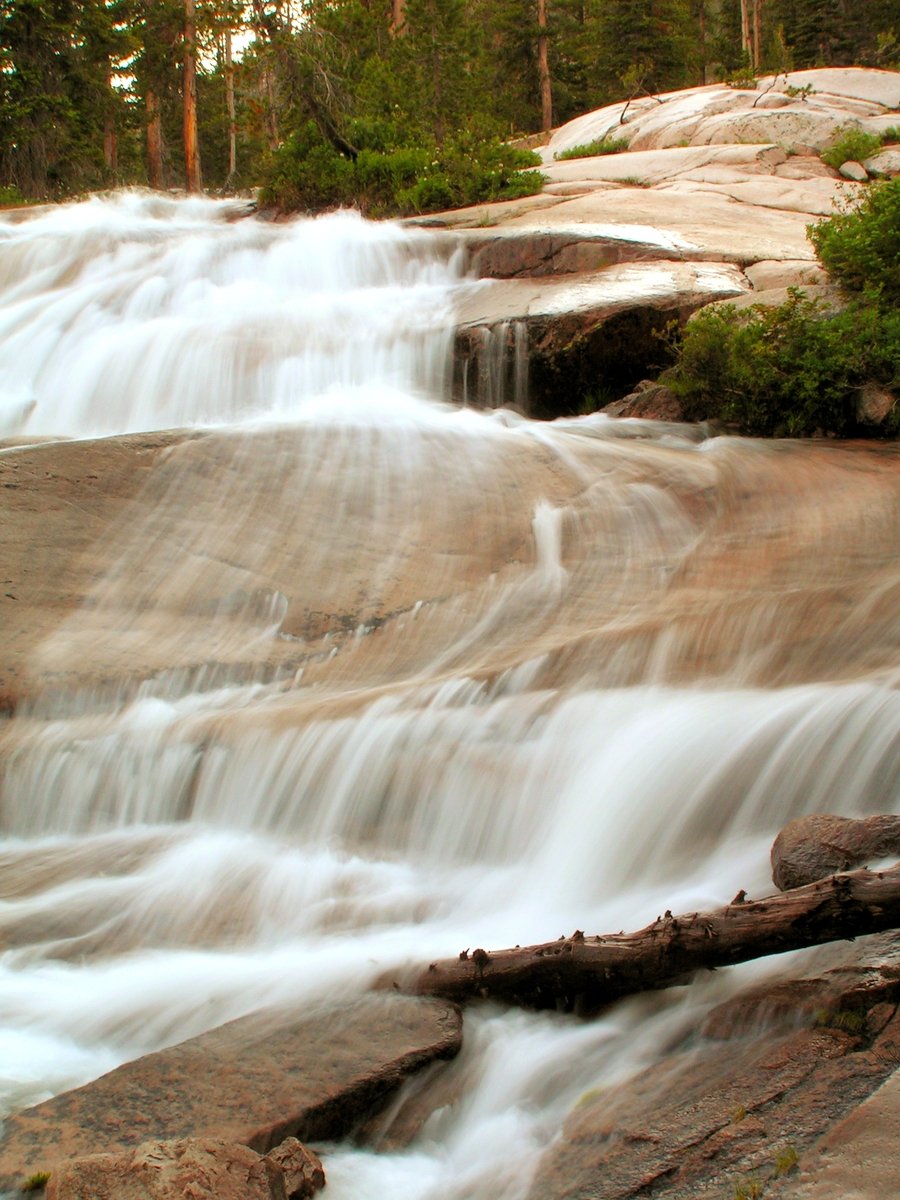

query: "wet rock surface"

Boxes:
[772, 814, 900, 891]
[527, 934, 900, 1200]
[0, 995, 462, 1193]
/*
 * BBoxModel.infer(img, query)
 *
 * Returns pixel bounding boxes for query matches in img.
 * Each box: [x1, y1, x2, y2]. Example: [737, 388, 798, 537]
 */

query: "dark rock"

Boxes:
[600, 380, 683, 421]
[0, 995, 462, 1192]
[771, 813, 900, 891]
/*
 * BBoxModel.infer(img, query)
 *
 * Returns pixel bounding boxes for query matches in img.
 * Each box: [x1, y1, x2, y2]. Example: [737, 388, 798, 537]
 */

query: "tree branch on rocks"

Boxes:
[384, 862, 900, 1015]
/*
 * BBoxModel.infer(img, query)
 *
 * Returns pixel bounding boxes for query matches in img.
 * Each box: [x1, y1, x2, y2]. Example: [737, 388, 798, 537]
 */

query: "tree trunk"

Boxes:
[146, 90, 164, 190]
[752, 0, 764, 70]
[103, 66, 118, 177]
[224, 28, 237, 189]
[537, 0, 553, 132]
[740, 0, 751, 65]
[389, 863, 900, 1014]
[183, 0, 202, 193]
[391, 0, 406, 35]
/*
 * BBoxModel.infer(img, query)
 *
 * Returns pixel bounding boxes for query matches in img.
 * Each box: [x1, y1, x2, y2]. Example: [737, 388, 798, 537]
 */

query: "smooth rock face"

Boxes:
[43, 1136, 324, 1200]
[771, 814, 900, 891]
[544, 69, 900, 159]
[864, 147, 900, 177]
[839, 160, 869, 181]
[0, 432, 192, 707]
[744, 259, 828, 290]
[527, 934, 900, 1200]
[0, 995, 462, 1192]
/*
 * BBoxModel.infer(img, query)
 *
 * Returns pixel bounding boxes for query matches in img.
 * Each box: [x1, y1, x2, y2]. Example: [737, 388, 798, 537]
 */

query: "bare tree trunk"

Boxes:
[388, 863, 900, 1014]
[183, 0, 202, 193]
[224, 28, 237, 189]
[752, 0, 764, 70]
[740, 0, 751, 65]
[146, 90, 164, 189]
[537, 0, 553, 132]
[103, 66, 118, 177]
[391, 0, 406, 35]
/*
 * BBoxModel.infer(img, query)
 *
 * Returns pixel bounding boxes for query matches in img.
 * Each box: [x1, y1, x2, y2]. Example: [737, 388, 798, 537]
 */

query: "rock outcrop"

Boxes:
[419, 68, 900, 417]
[43, 1136, 325, 1200]
[0, 995, 462, 1193]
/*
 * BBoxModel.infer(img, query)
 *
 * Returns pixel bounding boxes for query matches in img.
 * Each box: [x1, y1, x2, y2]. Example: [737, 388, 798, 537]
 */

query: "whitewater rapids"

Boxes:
[0, 192, 898, 1200]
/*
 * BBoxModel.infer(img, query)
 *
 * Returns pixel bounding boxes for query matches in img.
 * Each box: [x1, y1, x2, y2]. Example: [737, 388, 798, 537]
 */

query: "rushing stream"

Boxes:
[0, 193, 898, 1199]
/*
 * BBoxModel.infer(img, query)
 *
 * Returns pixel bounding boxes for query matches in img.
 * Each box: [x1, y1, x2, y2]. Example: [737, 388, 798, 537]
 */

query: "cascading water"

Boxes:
[0, 192, 898, 1199]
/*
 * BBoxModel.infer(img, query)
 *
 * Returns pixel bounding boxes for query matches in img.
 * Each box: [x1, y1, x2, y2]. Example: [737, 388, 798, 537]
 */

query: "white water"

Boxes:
[0, 193, 898, 1199]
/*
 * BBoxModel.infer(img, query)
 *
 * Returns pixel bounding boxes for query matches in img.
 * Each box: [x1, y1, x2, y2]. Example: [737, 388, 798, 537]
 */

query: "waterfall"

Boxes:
[0, 193, 898, 1200]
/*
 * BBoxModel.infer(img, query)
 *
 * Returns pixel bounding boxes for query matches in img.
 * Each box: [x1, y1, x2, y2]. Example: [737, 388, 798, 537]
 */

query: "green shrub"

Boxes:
[665, 292, 900, 437]
[663, 172, 900, 438]
[821, 126, 883, 169]
[261, 124, 545, 217]
[555, 136, 629, 161]
[809, 177, 900, 304]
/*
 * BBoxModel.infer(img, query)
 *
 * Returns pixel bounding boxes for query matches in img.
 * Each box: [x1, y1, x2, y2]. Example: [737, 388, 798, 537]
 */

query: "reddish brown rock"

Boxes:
[0, 995, 461, 1192]
[264, 1138, 325, 1200]
[600, 381, 683, 422]
[42, 1137, 312, 1200]
[771, 814, 900, 891]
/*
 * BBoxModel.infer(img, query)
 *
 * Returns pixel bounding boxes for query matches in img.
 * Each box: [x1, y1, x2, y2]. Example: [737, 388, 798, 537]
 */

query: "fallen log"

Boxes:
[387, 862, 900, 1014]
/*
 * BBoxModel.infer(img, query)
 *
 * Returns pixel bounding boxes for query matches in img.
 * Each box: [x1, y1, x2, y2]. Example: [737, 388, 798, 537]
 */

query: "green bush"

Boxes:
[261, 124, 545, 217]
[809, 177, 900, 304]
[662, 174, 900, 438]
[821, 126, 883, 169]
[666, 293, 900, 437]
[555, 136, 629, 161]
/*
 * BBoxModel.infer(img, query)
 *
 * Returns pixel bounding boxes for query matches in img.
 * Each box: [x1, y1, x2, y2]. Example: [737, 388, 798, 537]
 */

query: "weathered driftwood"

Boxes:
[387, 862, 900, 1014]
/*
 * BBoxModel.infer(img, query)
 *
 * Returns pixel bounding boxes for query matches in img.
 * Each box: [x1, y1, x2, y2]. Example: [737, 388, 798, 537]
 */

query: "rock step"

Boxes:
[0, 994, 462, 1193]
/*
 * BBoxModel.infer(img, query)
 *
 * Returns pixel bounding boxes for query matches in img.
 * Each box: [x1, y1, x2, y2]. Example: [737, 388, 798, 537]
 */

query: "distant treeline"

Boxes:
[1, 1, 897, 207]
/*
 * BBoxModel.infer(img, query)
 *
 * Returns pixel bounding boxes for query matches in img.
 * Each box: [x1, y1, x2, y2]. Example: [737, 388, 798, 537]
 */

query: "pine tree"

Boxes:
[593, 0, 697, 100]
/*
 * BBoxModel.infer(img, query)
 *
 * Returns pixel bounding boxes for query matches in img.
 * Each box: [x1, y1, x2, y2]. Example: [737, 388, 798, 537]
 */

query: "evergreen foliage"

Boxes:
[665, 180, 900, 437]
[0, 2, 897, 205]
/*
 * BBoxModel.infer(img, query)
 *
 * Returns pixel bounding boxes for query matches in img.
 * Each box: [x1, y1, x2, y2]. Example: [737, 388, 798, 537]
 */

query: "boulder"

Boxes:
[863, 147, 900, 178]
[600, 381, 683, 421]
[771, 813, 900, 891]
[856, 382, 897, 427]
[265, 1136, 327, 1198]
[838, 160, 869, 181]
[0, 995, 462, 1192]
[43, 1136, 324, 1200]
